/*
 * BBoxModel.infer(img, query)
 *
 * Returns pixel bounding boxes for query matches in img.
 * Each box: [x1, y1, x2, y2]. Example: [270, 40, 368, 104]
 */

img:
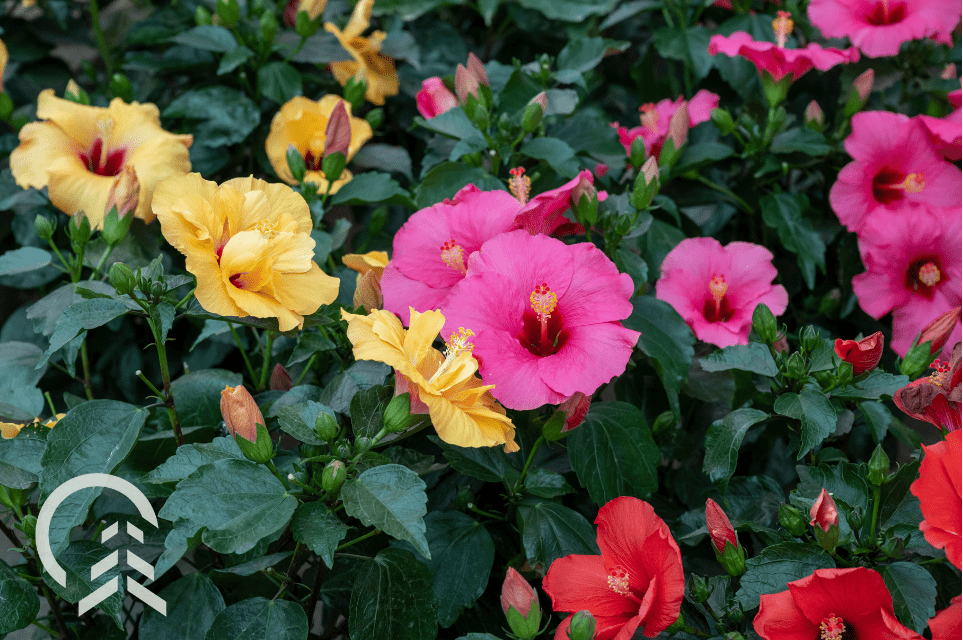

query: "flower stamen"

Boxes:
[509, 167, 531, 204]
[607, 566, 631, 597]
[440, 240, 467, 273]
[929, 359, 951, 386]
[430, 326, 476, 384]
[772, 10, 794, 48]
[530, 283, 557, 348]
[918, 262, 941, 287]
[819, 614, 846, 640]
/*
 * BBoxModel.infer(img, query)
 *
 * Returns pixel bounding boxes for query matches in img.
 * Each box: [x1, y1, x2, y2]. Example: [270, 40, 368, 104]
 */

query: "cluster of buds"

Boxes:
[455, 53, 491, 127]
[706, 499, 745, 576]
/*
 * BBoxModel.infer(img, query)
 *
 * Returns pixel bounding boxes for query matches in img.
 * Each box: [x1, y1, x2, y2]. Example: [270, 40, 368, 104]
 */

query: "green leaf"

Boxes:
[771, 128, 833, 156]
[40, 299, 130, 365]
[796, 462, 870, 513]
[291, 502, 349, 569]
[151, 302, 176, 344]
[211, 552, 292, 577]
[518, 499, 599, 572]
[414, 162, 505, 209]
[524, 469, 575, 498]
[277, 401, 332, 445]
[163, 87, 260, 148]
[557, 37, 625, 73]
[350, 548, 438, 639]
[39, 401, 147, 556]
[144, 436, 244, 484]
[42, 540, 125, 630]
[397, 511, 495, 627]
[0, 341, 47, 424]
[0, 246, 51, 276]
[330, 172, 414, 208]
[158, 458, 298, 555]
[428, 435, 518, 484]
[520, 138, 580, 178]
[773, 385, 837, 458]
[217, 46, 255, 75]
[0, 425, 47, 488]
[760, 193, 826, 290]
[414, 108, 478, 140]
[879, 562, 937, 633]
[624, 296, 695, 416]
[204, 597, 308, 640]
[318, 361, 390, 413]
[652, 25, 713, 80]
[832, 371, 909, 400]
[257, 62, 303, 104]
[169, 25, 238, 52]
[735, 543, 835, 610]
[169, 369, 243, 428]
[0, 560, 40, 635]
[703, 409, 770, 486]
[879, 460, 922, 530]
[568, 402, 660, 505]
[370, 0, 462, 20]
[350, 385, 393, 439]
[140, 573, 226, 640]
[676, 142, 735, 172]
[514, 0, 619, 21]
[342, 464, 429, 557]
[700, 343, 778, 376]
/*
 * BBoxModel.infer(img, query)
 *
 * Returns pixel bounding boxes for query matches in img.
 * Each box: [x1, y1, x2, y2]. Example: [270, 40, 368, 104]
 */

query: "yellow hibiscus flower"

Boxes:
[0, 38, 7, 92]
[341, 307, 519, 452]
[1, 413, 65, 439]
[324, 0, 400, 106]
[10, 88, 192, 228]
[152, 173, 340, 332]
[265, 95, 373, 194]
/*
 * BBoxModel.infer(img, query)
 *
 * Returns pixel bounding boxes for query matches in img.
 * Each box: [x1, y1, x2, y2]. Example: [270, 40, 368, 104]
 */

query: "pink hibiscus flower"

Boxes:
[655, 238, 789, 348]
[917, 89, 963, 161]
[830, 111, 962, 234]
[853, 207, 962, 357]
[512, 169, 606, 236]
[416, 76, 459, 119]
[808, 0, 960, 58]
[612, 90, 720, 159]
[439, 230, 640, 410]
[708, 30, 860, 83]
[381, 187, 520, 325]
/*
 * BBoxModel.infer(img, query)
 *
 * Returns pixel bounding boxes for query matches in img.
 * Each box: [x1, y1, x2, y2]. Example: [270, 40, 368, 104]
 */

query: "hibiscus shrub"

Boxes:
[0, 0, 960, 640]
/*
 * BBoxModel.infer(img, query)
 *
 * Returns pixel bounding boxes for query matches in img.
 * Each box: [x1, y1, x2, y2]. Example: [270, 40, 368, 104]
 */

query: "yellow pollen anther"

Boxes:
[607, 566, 631, 597]
[440, 240, 467, 273]
[530, 283, 557, 320]
[903, 172, 925, 193]
[509, 167, 531, 204]
[772, 10, 794, 48]
[639, 103, 659, 131]
[254, 219, 279, 240]
[96, 116, 115, 138]
[819, 614, 846, 640]
[709, 274, 728, 302]
[445, 327, 475, 358]
[919, 262, 941, 287]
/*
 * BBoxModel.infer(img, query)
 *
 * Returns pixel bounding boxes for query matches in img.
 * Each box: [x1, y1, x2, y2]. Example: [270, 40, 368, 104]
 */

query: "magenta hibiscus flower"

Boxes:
[853, 207, 962, 357]
[611, 90, 719, 160]
[439, 230, 639, 410]
[656, 238, 789, 348]
[917, 90, 962, 161]
[830, 111, 961, 234]
[512, 169, 604, 236]
[381, 187, 520, 325]
[808, 0, 960, 58]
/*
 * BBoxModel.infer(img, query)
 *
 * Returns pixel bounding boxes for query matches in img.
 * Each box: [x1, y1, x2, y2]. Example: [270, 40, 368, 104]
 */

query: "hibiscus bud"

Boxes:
[34, 214, 54, 241]
[787, 352, 807, 379]
[354, 269, 383, 312]
[195, 5, 213, 25]
[343, 76, 367, 111]
[365, 107, 384, 130]
[68, 211, 91, 253]
[321, 152, 347, 184]
[521, 92, 546, 133]
[559, 392, 591, 432]
[706, 499, 745, 576]
[109, 73, 133, 103]
[270, 364, 292, 391]
[804, 100, 824, 129]
[355, 436, 373, 453]
[416, 77, 458, 119]
[594, 163, 608, 178]
[941, 63, 957, 80]
[235, 423, 275, 464]
[295, 10, 321, 38]
[779, 503, 807, 536]
[216, 0, 239, 27]
[689, 574, 710, 603]
[466, 52, 489, 88]
[315, 412, 339, 441]
[915, 306, 961, 356]
[710, 107, 735, 134]
[455, 64, 480, 104]
[109, 262, 136, 296]
[105, 165, 140, 220]
[773, 333, 790, 354]
[628, 136, 646, 169]
[566, 610, 596, 640]
[660, 102, 688, 166]
[260, 10, 278, 43]
[571, 176, 598, 227]
[220, 385, 264, 443]
[286, 145, 306, 183]
[834, 331, 883, 376]
[868, 444, 890, 486]
[810, 489, 839, 552]
[844, 69, 874, 118]
[501, 568, 541, 639]
[324, 99, 352, 159]
[384, 393, 415, 433]
[752, 303, 778, 344]
[800, 325, 820, 352]
[631, 156, 660, 210]
[321, 460, 347, 494]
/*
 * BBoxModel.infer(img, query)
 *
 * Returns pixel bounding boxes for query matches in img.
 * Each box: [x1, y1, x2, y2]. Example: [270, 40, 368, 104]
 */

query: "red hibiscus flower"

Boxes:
[910, 429, 962, 568]
[929, 595, 961, 639]
[542, 497, 684, 639]
[753, 567, 922, 639]
[894, 343, 962, 432]
[834, 331, 884, 375]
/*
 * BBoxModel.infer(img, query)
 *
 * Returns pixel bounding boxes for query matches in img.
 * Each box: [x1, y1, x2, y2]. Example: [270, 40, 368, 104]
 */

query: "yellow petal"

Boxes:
[342, 250, 389, 276]
[405, 309, 445, 370]
[270, 262, 340, 315]
[10, 120, 78, 189]
[222, 177, 313, 234]
[46, 164, 115, 227]
[121, 135, 193, 223]
[421, 391, 518, 451]
[153, 173, 223, 254]
[343, 0, 373, 40]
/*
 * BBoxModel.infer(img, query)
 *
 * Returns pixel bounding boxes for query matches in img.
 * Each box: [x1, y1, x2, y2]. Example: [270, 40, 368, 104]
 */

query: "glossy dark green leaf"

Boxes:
[428, 435, 518, 484]
[42, 540, 124, 630]
[773, 385, 836, 458]
[144, 436, 244, 484]
[759, 193, 826, 290]
[291, 502, 349, 569]
[0, 424, 47, 488]
[168, 369, 243, 429]
[341, 464, 429, 558]
[257, 62, 303, 104]
[703, 408, 770, 486]
[524, 469, 575, 498]
[277, 401, 332, 445]
[140, 573, 226, 640]
[217, 46, 254, 75]
[797, 462, 870, 513]
[349, 385, 393, 439]
[520, 138, 580, 178]
[0, 560, 40, 635]
[318, 361, 390, 413]
[414, 162, 505, 209]
[349, 548, 438, 639]
[169, 25, 238, 52]
[625, 296, 695, 416]
[771, 128, 833, 156]
[40, 299, 129, 365]
[204, 597, 308, 640]
[735, 543, 835, 610]
[880, 562, 937, 633]
[879, 460, 923, 530]
[832, 371, 909, 401]
[330, 172, 414, 208]
[163, 87, 260, 148]
[518, 499, 599, 572]
[700, 343, 778, 376]
[0, 246, 51, 276]
[514, 0, 619, 21]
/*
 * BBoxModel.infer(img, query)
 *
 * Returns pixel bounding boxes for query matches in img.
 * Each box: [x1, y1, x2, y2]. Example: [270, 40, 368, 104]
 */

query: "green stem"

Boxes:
[173, 287, 196, 310]
[511, 435, 544, 494]
[90, 241, 116, 280]
[80, 339, 95, 400]
[867, 485, 882, 546]
[228, 322, 258, 385]
[687, 173, 754, 214]
[336, 529, 381, 552]
[283, 35, 308, 63]
[468, 505, 507, 521]
[293, 354, 316, 386]
[153, 326, 184, 446]
[43, 392, 57, 417]
[267, 461, 292, 491]
[88, 0, 114, 78]
[259, 332, 277, 392]
[136, 369, 165, 398]
[31, 620, 59, 638]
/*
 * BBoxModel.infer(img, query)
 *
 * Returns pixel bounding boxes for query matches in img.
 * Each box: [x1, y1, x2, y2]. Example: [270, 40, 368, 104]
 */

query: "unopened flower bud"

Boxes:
[354, 269, 383, 311]
[800, 325, 820, 352]
[710, 107, 735, 134]
[941, 63, 957, 80]
[455, 64, 480, 104]
[105, 165, 140, 220]
[466, 52, 489, 88]
[384, 393, 416, 434]
[867, 444, 890, 486]
[629, 136, 646, 169]
[216, 0, 239, 25]
[69, 211, 92, 252]
[315, 411, 339, 441]
[365, 107, 384, 130]
[355, 436, 373, 453]
[779, 503, 807, 536]
[220, 385, 264, 443]
[804, 100, 824, 129]
[810, 488, 839, 553]
[195, 5, 213, 25]
[322, 460, 347, 494]
[594, 163, 608, 178]
[343, 76, 367, 110]
[787, 351, 807, 379]
[109, 73, 133, 103]
[915, 306, 961, 356]
[689, 574, 710, 603]
[260, 10, 278, 43]
[773, 333, 790, 354]
[270, 364, 292, 391]
[35, 214, 54, 240]
[324, 99, 352, 159]
[501, 567, 541, 639]
[752, 303, 778, 344]
[235, 422, 275, 463]
[286, 145, 306, 183]
[834, 331, 883, 376]
[321, 152, 347, 183]
[521, 93, 545, 133]
[844, 69, 874, 118]
[109, 262, 136, 296]
[559, 392, 591, 432]
[630, 156, 659, 210]
[660, 102, 688, 165]
[566, 610, 596, 640]
[707, 499, 745, 575]
[295, 9, 321, 37]
[571, 175, 598, 227]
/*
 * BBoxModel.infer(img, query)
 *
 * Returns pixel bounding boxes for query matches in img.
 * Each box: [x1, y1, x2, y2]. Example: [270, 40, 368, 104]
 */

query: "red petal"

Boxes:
[754, 589, 819, 639]
[542, 554, 639, 618]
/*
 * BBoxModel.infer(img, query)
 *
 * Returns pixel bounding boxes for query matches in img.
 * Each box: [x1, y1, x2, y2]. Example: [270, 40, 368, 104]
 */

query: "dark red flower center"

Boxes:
[79, 137, 126, 176]
[905, 256, 942, 298]
[703, 274, 736, 323]
[871, 168, 924, 205]
[865, 0, 907, 25]
[303, 149, 324, 171]
[517, 283, 570, 357]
